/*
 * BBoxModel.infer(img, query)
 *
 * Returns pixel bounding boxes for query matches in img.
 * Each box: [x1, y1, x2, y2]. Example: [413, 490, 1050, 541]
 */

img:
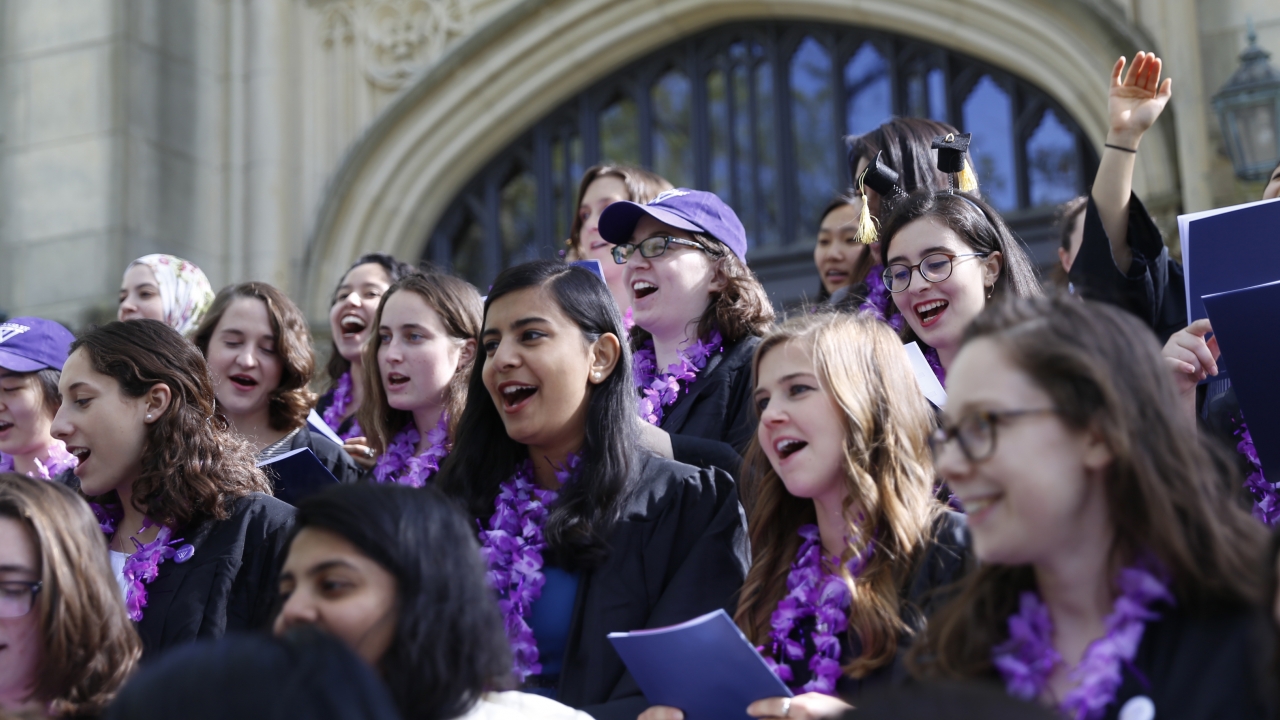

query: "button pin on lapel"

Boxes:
[1119, 696, 1155, 720]
[174, 544, 195, 564]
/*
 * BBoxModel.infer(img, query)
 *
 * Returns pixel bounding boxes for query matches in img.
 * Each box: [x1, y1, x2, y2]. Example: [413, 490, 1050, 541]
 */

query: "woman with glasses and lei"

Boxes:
[117, 254, 216, 336]
[829, 118, 980, 318]
[193, 283, 361, 502]
[51, 320, 294, 656]
[0, 474, 140, 716]
[597, 188, 774, 477]
[911, 295, 1274, 720]
[640, 312, 971, 720]
[0, 318, 79, 483]
[318, 253, 418, 469]
[434, 261, 748, 719]
[357, 271, 481, 488]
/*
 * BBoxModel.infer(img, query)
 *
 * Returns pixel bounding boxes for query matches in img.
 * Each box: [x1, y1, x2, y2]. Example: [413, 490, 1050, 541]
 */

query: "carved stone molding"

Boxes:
[318, 1, 473, 91]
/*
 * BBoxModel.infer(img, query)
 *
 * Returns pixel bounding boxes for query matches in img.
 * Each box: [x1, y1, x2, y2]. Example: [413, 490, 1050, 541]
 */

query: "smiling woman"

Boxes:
[0, 318, 78, 481]
[435, 260, 747, 719]
[116, 255, 215, 337]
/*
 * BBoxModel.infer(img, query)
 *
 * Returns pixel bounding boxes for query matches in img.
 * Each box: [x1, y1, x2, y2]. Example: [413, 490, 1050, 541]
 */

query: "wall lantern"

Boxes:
[1213, 20, 1280, 181]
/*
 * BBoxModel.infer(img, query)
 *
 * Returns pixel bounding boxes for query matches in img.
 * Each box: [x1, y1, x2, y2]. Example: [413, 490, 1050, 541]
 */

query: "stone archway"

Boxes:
[299, 0, 1170, 320]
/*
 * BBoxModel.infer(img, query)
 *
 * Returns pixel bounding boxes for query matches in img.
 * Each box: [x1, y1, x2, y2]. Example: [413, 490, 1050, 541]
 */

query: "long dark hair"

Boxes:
[325, 253, 418, 388]
[192, 282, 317, 432]
[287, 483, 514, 720]
[70, 320, 269, 528]
[848, 117, 975, 221]
[879, 190, 1042, 347]
[435, 260, 639, 570]
[911, 296, 1267, 680]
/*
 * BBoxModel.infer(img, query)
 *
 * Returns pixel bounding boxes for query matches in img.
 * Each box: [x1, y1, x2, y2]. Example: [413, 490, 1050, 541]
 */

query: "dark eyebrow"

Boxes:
[0, 371, 19, 379]
[307, 559, 358, 577]
[888, 246, 956, 264]
[66, 381, 90, 393]
[511, 317, 550, 329]
[0, 564, 35, 574]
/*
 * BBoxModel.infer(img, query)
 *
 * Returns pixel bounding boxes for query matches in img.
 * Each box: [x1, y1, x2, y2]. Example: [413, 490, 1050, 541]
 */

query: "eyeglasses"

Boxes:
[611, 235, 720, 265]
[0, 581, 42, 619]
[882, 252, 989, 293]
[929, 408, 1059, 463]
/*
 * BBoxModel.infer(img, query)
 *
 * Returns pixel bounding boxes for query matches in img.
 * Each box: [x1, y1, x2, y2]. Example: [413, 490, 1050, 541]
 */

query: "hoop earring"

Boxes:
[986, 284, 995, 300]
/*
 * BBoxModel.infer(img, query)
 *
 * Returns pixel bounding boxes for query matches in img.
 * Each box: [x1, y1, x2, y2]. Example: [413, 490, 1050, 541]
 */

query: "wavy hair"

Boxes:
[735, 312, 943, 678]
[910, 296, 1267, 680]
[0, 473, 141, 716]
[70, 320, 270, 528]
[565, 164, 673, 259]
[325, 253, 420, 388]
[282, 483, 513, 720]
[358, 271, 483, 454]
[435, 260, 638, 570]
[193, 282, 317, 432]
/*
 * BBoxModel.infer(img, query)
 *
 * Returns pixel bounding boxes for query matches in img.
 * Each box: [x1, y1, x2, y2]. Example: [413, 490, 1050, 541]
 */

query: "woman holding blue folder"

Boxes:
[435, 260, 748, 719]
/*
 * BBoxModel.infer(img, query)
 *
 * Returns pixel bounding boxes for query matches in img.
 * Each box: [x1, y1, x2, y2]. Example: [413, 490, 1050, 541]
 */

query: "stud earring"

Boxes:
[146, 414, 152, 420]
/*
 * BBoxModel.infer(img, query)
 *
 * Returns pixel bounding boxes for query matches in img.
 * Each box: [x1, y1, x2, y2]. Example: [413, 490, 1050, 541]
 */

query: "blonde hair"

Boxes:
[735, 311, 942, 678]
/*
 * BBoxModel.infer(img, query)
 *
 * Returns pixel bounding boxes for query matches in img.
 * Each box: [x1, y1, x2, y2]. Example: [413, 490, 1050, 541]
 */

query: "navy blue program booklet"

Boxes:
[1203, 280, 1280, 480]
[1178, 197, 1280, 326]
[608, 609, 792, 720]
[257, 447, 339, 507]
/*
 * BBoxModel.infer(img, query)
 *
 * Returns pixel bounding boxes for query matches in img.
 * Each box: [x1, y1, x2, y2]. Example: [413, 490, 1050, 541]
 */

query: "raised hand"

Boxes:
[1107, 52, 1173, 149]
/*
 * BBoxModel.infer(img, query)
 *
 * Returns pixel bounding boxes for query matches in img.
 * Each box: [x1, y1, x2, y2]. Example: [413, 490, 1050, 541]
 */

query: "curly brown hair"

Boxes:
[71, 320, 270, 528]
[193, 282, 317, 432]
[0, 473, 141, 716]
[358, 272, 483, 454]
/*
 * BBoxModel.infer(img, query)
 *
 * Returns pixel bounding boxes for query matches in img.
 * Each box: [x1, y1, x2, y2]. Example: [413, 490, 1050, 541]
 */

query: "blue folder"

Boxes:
[257, 447, 340, 507]
[1203, 281, 1280, 481]
[608, 609, 793, 720]
[1179, 198, 1280, 326]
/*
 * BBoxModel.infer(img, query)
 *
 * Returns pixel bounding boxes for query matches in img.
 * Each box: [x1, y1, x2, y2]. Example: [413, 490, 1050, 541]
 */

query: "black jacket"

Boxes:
[272, 424, 361, 503]
[661, 335, 761, 477]
[135, 493, 295, 657]
[1103, 602, 1276, 720]
[1067, 193, 1186, 343]
[555, 454, 750, 719]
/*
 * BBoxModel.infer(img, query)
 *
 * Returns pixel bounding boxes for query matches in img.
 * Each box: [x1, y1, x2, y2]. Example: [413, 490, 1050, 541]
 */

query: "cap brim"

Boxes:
[598, 201, 705, 245]
[0, 349, 50, 373]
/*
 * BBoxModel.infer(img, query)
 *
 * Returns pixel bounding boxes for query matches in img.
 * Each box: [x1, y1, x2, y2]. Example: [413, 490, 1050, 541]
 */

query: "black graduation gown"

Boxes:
[554, 454, 750, 719]
[660, 335, 761, 477]
[134, 493, 295, 657]
[315, 389, 357, 438]
[277, 423, 362, 497]
[776, 511, 972, 699]
[1103, 602, 1276, 720]
[1067, 193, 1186, 343]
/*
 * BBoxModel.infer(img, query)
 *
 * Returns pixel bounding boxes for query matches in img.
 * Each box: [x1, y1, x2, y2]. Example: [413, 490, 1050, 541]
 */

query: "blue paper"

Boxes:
[571, 259, 606, 284]
[307, 407, 344, 445]
[256, 447, 340, 506]
[1178, 197, 1280, 325]
[1203, 281, 1280, 482]
[607, 609, 792, 720]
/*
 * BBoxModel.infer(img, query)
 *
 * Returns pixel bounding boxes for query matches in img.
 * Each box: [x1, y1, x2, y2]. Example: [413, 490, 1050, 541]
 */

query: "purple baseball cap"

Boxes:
[598, 188, 749, 261]
[0, 317, 76, 373]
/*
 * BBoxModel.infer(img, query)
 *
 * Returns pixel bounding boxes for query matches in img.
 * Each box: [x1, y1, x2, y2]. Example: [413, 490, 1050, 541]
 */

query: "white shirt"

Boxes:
[109, 549, 129, 600]
[455, 692, 593, 720]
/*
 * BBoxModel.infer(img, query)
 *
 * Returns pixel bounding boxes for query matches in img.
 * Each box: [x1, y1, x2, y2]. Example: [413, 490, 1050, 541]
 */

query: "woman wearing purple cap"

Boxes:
[599, 188, 774, 477]
[0, 318, 79, 481]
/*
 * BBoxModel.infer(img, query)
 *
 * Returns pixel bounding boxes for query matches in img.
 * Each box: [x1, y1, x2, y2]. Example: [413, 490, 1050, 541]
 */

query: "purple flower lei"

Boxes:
[371, 413, 450, 488]
[857, 265, 905, 331]
[993, 563, 1173, 720]
[323, 371, 364, 441]
[759, 524, 874, 695]
[478, 453, 581, 682]
[1234, 421, 1280, 527]
[0, 440, 78, 480]
[633, 330, 724, 426]
[93, 506, 195, 621]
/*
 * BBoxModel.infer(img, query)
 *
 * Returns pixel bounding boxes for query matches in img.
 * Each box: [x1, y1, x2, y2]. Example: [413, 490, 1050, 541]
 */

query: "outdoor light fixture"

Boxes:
[1212, 20, 1280, 182]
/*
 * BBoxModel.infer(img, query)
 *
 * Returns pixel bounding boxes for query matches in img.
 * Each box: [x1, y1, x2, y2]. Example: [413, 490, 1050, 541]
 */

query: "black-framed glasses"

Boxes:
[929, 408, 1059, 463]
[0, 580, 42, 619]
[882, 252, 989, 293]
[611, 235, 720, 265]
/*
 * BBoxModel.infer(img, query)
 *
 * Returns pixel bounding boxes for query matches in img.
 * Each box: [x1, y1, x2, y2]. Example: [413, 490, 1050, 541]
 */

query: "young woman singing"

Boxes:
[51, 320, 295, 656]
[357, 271, 481, 487]
[434, 260, 748, 719]
[0, 318, 78, 481]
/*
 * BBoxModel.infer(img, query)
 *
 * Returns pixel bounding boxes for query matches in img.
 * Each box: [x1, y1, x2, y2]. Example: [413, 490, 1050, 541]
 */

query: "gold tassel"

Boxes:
[956, 159, 978, 193]
[853, 170, 878, 245]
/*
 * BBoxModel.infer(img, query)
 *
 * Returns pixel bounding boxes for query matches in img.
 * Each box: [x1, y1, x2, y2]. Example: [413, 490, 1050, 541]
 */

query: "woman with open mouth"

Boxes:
[357, 271, 482, 487]
[879, 189, 1041, 386]
[117, 254, 216, 337]
[318, 254, 418, 467]
[597, 188, 774, 478]
[639, 312, 971, 720]
[0, 318, 78, 482]
[914, 296, 1272, 718]
[434, 260, 747, 719]
[194, 283, 360, 503]
[50, 320, 295, 656]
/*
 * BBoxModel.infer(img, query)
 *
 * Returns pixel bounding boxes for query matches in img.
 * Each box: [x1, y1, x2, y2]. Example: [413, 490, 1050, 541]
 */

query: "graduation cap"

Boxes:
[850, 151, 908, 245]
[931, 133, 979, 193]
